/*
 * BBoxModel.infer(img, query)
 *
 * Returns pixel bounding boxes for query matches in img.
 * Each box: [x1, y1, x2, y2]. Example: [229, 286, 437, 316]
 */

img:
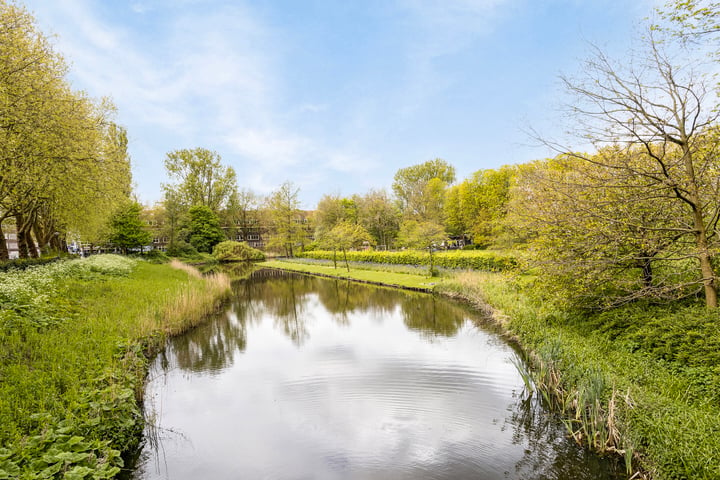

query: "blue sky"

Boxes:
[21, 0, 657, 208]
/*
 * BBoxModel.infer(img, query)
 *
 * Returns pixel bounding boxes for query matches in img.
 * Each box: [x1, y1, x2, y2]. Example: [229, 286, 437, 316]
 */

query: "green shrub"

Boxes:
[166, 240, 198, 258]
[213, 241, 265, 262]
[133, 249, 169, 264]
[299, 249, 517, 271]
[0, 256, 60, 272]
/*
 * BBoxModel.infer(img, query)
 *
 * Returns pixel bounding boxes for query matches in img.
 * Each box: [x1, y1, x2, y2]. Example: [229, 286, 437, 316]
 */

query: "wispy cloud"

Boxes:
[26, 0, 386, 205]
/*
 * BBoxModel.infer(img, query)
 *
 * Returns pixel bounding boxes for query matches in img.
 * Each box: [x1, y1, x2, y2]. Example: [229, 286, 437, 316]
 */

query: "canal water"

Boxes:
[130, 269, 621, 479]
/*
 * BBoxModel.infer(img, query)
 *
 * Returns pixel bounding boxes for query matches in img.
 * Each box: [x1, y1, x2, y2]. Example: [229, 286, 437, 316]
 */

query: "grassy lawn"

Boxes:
[260, 259, 445, 291]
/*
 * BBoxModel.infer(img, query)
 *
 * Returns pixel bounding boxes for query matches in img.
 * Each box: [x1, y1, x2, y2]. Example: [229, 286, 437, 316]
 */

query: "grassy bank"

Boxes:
[260, 259, 444, 291]
[266, 260, 720, 479]
[438, 272, 720, 480]
[299, 248, 517, 271]
[0, 256, 230, 479]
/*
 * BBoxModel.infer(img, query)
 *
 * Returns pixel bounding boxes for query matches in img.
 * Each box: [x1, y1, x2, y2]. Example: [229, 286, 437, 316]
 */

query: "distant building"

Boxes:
[139, 207, 315, 253]
[2, 229, 19, 259]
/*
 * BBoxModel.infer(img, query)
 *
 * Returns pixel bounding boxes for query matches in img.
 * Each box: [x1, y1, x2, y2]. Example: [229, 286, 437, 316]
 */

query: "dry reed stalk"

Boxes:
[160, 271, 231, 335]
[169, 259, 203, 278]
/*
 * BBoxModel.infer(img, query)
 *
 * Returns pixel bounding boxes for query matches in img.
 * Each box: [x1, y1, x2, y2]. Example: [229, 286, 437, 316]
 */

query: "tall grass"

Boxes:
[0, 256, 231, 479]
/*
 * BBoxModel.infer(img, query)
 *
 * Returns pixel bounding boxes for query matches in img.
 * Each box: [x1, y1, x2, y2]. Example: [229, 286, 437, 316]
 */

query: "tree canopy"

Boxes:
[163, 148, 237, 213]
[266, 181, 306, 257]
[108, 201, 152, 254]
[0, 1, 131, 258]
[392, 159, 455, 223]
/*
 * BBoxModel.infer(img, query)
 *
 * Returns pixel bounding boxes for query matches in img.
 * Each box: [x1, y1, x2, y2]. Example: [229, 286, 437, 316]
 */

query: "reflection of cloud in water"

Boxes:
[133, 269, 622, 480]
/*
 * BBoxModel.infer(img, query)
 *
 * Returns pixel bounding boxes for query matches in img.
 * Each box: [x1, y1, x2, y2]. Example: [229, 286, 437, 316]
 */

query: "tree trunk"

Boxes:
[16, 214, 29, 258]
[693, 217, 717, 308]
[24, 229, 38, 258]
[641, 260, 653, 288]
[682, 145, 718, 308]
[0, 228, 9, 260]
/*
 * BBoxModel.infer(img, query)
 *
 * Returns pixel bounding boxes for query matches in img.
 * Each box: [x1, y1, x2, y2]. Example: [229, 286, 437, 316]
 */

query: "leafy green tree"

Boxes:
[266, 181, 306, 257]
[444, 166, 515, 247]
[318, 221, 374, 271]
[164, 148, 237, 213]
[314, 194, 360, 240]
[108, 202, 152, 254]
[397, 220, 448, 276]
[159, 189, 187, 253]
[0, 3, 131, 257]
[356, 189, 401, 249]
[223, 188, 261, 240]
[183, 205, 225, 254]
[392, 159, 455, 223]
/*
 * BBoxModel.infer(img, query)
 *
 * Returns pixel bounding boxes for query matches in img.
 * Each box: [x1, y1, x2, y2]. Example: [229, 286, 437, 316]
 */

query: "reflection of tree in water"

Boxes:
[506, 374, 623, 479]
[234, 269, 314, 346]
[169, 269, 484, 373]
[315, 278, 400, 326]
[400, 294, 467, 338]
[214, 262, 257, 279]
[169, 310, 248, 373]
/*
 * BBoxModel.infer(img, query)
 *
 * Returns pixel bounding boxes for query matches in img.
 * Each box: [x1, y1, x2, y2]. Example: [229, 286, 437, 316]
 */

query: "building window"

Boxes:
[248, 234, 260, 240]
[236, 235, 244, 241]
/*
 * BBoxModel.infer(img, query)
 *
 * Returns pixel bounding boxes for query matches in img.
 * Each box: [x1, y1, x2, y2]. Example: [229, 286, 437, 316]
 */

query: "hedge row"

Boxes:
[0, 256, 61, 272]
[299, 249, 517, 271]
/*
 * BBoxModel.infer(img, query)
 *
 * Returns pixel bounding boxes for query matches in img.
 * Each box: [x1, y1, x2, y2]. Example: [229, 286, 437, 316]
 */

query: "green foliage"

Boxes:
[213, 240, 265, 262]
[0, 3, 132, 251]
[0, 258, 229, 479]
[133, 249, 170, 264]
[656, 1, 720, 43]
[444, 166, 515, 247]
[262, 259, 440, 290]
[0, 255, 136, 330]
[392, 158, 455, 223]
[509, 144, 720, 309]
[437, 272, 720, 479]
[0, 418, 123, 480]
[108, 201, 152, 253]
[0, 257, 61, 273]
[354, 189, 401, 249]
[266, 181, 306, 257]
[166, 240, 198, 258]
[183, 205, 225, 254]
[163, 148, 237, 212]
[313, 194, 358, 239]
[300, 249, 517, 271]
[396, 221, 447, 250]
[317, 222, 374, 271]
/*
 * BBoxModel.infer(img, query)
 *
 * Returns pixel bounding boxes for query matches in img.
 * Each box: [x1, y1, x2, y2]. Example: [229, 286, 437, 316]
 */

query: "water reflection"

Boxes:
[132, 269, 622, 480]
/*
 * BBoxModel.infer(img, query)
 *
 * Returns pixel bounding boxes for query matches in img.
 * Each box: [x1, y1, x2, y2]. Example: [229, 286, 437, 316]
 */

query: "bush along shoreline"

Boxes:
[0, 255, 231, 479]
